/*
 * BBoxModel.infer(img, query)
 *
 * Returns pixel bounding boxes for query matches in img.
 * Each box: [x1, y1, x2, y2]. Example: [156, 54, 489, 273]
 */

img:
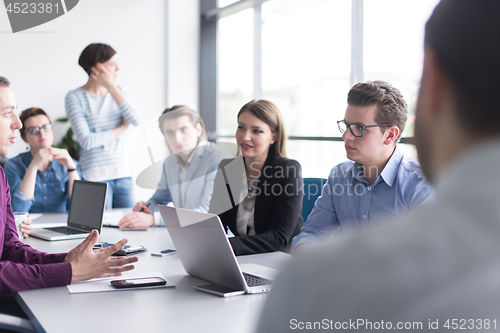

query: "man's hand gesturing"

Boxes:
[66, 230, 138, 283]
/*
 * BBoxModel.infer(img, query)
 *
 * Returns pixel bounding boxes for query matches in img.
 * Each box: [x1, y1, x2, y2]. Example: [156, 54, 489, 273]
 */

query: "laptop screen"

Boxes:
[67, 180, 107, 232]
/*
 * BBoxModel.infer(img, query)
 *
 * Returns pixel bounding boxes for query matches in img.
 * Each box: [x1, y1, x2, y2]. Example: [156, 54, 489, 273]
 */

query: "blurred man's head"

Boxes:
[0, 77, 22, 156]
[415, 0, 500, 182]
[158, 105, 206, 161]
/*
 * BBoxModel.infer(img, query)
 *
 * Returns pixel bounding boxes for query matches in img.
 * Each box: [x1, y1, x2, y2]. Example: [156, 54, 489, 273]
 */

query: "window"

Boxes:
[203, 0, 441, 177]
[218, 8, 254, 136]
[218, 0, 240, 7]
[364, 0, 440, 139]
[261, 0, 351, 138]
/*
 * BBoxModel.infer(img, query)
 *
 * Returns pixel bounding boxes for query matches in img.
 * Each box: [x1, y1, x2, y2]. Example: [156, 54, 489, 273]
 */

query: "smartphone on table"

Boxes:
[151, 249, 176, 257]
[111, 277, 167, 289]
[112, 245, 147, 256]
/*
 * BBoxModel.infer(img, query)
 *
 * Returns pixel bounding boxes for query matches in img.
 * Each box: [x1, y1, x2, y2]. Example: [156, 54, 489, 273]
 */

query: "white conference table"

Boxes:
[15, 211, 291, 333]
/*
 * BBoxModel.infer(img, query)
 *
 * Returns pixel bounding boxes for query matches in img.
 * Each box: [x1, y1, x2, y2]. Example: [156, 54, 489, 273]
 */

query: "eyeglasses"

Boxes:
[337, 120, 389, 138]
[24, 123, 52, 135]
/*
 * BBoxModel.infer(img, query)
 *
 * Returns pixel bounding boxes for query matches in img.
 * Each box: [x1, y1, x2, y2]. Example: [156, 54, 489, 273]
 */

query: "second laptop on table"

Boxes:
[30, 180, 107, 241]
[158, 204, 273, 296]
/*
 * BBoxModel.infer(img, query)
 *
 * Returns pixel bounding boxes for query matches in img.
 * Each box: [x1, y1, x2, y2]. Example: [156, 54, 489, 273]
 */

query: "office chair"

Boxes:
[0, 313, 36, 333]
[302, 178, 327, 222]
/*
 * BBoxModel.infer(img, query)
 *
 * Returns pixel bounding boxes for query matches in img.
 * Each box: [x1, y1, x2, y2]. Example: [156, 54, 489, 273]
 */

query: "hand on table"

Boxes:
[293, 243, 318, 257]
[118, 211, 154, 229]
[65, 230, 138, 283]
[133, 201, 152, 214]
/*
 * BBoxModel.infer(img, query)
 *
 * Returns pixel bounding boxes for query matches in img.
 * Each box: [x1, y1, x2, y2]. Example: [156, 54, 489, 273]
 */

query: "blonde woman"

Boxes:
[209, 100, 304, 255]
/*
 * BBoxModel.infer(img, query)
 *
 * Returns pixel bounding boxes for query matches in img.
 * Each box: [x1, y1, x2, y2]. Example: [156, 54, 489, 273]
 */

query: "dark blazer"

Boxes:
[209, 153, 304, 255]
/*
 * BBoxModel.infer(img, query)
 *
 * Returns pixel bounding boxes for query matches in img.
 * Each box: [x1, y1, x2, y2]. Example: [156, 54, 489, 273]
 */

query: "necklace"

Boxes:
[245, 179, 259, 200]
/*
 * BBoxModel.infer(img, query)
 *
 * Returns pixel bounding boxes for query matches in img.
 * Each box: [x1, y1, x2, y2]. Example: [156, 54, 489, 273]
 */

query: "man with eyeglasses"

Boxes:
[292, 80, 433, 255]
[0, 76, 137, 316]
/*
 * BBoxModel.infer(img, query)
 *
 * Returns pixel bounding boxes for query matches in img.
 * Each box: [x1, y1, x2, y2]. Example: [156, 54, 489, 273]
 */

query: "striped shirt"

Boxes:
[65, 87, 140, 181]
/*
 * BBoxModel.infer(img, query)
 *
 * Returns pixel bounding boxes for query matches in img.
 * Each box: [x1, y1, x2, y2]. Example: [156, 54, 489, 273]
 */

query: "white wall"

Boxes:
[0, 0, 200, 201]
[167, 0, 200, 108]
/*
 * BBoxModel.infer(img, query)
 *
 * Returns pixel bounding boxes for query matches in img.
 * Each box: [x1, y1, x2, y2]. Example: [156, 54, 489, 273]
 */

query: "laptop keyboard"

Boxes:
[45, 226, 85, 235]
[243, 273, 272, 287]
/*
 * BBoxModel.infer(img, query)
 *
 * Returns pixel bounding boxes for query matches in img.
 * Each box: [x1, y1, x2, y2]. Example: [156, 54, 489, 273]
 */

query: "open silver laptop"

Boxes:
[30, 180, 107, 241]
[158, 205, 273, 295]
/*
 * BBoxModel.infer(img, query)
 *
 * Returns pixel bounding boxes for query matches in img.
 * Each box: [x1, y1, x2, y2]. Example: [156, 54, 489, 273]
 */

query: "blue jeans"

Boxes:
[104, 177, 135, 209]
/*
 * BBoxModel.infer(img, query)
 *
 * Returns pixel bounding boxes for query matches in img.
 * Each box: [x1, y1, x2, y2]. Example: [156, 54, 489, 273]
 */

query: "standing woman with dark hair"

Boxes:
[65, 43, 140, 208]
[209, 100, 304, 255]
[4, 107, 80, 215]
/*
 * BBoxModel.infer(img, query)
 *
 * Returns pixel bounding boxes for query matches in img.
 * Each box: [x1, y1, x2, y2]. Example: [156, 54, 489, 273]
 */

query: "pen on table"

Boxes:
[139, 202, 151, 213]
[103, 224, 120, 229]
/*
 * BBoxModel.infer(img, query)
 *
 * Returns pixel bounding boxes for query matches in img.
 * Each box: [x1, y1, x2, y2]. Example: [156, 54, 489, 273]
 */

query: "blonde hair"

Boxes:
[237, 100, 287, 157]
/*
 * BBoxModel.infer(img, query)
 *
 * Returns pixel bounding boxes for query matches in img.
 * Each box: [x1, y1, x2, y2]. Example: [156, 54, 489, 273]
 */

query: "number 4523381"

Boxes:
[6, 2, 60, 14]
[443, 319, 496, 330]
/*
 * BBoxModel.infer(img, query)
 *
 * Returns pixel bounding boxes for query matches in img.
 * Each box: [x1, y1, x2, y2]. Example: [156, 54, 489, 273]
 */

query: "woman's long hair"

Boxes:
[237, 99, 287, 157]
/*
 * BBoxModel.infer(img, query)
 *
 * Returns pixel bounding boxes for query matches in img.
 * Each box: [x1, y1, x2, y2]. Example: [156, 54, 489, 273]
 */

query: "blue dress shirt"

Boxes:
[4, 152, 79, 213]
[291, 145, 433, 253]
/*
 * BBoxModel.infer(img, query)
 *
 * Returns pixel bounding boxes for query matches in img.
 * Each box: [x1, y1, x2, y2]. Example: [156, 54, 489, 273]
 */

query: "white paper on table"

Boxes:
[239, 263, 279, 280]
[102, 211, 125, 226]
[67, 271, 175, 294]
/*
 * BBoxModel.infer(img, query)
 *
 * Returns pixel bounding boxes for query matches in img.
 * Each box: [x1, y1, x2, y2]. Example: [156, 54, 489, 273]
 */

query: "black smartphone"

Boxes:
[111, 277, 167, 289]
[151, 249, 176, 257]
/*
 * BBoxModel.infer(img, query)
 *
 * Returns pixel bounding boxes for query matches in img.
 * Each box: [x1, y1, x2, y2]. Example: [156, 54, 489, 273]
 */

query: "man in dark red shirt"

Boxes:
[0, 76, 137, 296]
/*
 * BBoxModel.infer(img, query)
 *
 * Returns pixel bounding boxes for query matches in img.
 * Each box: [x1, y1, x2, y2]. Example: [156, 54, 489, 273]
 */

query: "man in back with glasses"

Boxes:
[292, 81, 433, 255]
